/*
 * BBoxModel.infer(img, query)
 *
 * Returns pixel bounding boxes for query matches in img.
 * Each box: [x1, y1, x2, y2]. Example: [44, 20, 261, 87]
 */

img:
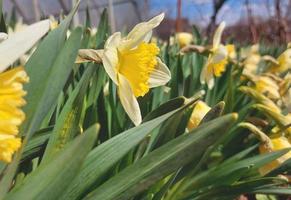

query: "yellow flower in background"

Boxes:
[242, 44, 261, 75]
[239, 86, 281, 114]
[280, 73, 291, 112]
[200, 22, 235, 89]
[269, 49, 291, 73]
[0, 67, 29, 163]
[187, 101, 211, 130]
[259, 136, 291, 175]
[101, 13, 171, 126]
[175, 32, 193, 48]
[49, 16, 59, 30]
[226, 44, 236, 60]
[255, 76, 280, 100]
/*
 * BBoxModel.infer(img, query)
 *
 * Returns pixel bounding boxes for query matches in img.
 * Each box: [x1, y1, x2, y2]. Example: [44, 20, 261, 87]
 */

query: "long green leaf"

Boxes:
[0, 10, 81, 197]
[5, 124, 99, 200]
[83, 114, 237, 200]
[61, 100, 196, 200]
[42, 64, 96, 161]
[23, 27, 82, 140]
[22, 2, 80, 138]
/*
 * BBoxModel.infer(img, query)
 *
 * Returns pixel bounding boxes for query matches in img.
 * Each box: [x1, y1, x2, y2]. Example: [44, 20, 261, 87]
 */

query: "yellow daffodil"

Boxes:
[280, 73, 291, 111]
[239, 86, 281, 114]
[101, 13, 171, 125]
[242, 44, 261, 75]
[269, 49, 291, 73]
[254, 76, 280, 100]
[175, 32, 193, 48]
[0, 67, 28, 163]
[240, 122, 291, 175]
[0, 20, 50, 162]
[187, 101, 211, 130]
[200, 22, 234, 89]
[259, 136, 291, 175]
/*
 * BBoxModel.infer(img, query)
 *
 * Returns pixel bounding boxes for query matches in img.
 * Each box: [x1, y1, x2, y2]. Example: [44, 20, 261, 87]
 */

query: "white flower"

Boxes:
[101, 13, 171, 126]
[200, 22, 233, 89]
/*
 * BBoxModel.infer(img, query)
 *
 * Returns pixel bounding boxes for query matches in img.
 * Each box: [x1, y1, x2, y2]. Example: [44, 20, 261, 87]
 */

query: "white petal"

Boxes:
[102, 32, 121, 85]
[118, 73, 142, 126]
[200, 56, 214, 89]
[207, 76, 215, 89]
[0, 32, 8, 42]
[148, 58, 171, 88]
[104, 32, 121, 49]
[213, 21, 225, 49]
[103, 47, 119, 84]
[143, 31, 153, 43]
[0, 19, 50, 73]
[120, 13, 164, 50]
[212, 45, 227, 63]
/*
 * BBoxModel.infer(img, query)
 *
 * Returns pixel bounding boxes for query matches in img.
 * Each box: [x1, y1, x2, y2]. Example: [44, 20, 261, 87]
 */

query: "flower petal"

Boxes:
[120, 13, 164, 50]
[104, 32, 121, 49]
[118, 74, 142, 126]
[213, 21, 225, 49]
[103, 48, 119, 84]
[102, 32, 121, 85]
[143, 30, 153, 43]
[200, 56, 215, 89]
[0, 32, 8, 43]
[212, 45, 227, 63]
[148, 58, 171, 88]
[0, 19, 50, 73]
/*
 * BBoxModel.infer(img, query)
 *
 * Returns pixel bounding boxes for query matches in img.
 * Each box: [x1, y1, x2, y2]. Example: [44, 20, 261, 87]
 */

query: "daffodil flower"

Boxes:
[0, 19, 50, 163]
[259, 136, 291, 175]
[280, 73, 291, 112]
[269, 48, 291, 73]
[187, 101, 211, 130]
[200, 22, 234, 89]
[102, 13, 171, 126]
[242, 44, 261, 75]
[254, 75, 280, 100]
[175, 32, 193, 48]
[240, 122, 291, 175]
[0, 67, 28, 163]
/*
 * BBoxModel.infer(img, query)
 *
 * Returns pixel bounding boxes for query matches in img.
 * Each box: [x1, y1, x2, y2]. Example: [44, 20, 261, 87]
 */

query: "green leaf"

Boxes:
[95, 9, 110, 49]
[23, 27, 82, 140]
[192, 177, 289, 200]
[22, 128, 52, 162]
[266, 158, 291, 176]
[22, 2, 80, 138]
[181, 149, 290, 192]
[83, 114, 237, 200]
[5, 124, 99, 200]
[61, 103, 194, 200]
[42, 64, 96, 161]
[0, 8, 7, 33]
[0, 7, 81, 197]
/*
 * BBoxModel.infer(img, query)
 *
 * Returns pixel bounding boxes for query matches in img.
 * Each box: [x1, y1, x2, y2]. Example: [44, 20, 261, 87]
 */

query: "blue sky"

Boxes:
[149, 0, 288, 26]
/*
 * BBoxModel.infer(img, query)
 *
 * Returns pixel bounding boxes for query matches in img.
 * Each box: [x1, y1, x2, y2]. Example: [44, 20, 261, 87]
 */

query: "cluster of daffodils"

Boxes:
[239, 44, 291, 174]
[0, 20, 50, 163]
